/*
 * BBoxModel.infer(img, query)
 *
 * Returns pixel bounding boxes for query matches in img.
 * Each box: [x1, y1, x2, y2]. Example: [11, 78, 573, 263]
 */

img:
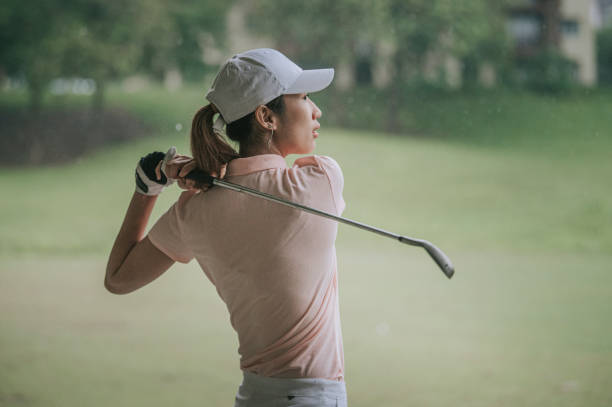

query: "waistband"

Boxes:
[240, 371, 346, 397]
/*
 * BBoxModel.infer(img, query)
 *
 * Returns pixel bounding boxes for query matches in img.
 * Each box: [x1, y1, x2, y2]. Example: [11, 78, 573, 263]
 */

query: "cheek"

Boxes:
[282, 122, 305, 143]
[276, 108, 315, 153]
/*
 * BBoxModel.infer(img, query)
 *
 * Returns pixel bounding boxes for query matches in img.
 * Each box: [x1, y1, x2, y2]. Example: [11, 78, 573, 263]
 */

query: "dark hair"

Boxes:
[190, 96, 285, 177]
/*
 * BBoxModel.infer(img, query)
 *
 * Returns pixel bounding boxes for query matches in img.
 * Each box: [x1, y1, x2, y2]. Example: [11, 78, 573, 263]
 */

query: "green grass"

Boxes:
[1, 86, 611, 406]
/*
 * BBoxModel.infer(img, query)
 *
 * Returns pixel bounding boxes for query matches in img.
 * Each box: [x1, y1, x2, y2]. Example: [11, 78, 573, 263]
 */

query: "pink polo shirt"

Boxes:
[148, 154, 346, 381]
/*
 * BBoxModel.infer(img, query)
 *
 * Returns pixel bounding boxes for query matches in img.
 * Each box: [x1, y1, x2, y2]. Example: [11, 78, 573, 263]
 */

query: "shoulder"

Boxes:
[293, 155, 343, 175]
[292, 155, 344, 194]
[293, 155, 345, 214]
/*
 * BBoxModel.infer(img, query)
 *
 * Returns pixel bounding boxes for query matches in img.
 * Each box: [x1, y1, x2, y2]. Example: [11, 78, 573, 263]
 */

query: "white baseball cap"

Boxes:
[206, 48, 334, 124]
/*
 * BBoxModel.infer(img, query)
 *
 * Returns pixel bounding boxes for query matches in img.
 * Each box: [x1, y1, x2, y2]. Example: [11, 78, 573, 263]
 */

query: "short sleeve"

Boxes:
[147, 201, 194, 264]
[314, 155, 346, 215]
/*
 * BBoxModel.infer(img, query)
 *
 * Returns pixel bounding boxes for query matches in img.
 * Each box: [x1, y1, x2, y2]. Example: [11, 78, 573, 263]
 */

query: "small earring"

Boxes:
[267, 128, 274, 150]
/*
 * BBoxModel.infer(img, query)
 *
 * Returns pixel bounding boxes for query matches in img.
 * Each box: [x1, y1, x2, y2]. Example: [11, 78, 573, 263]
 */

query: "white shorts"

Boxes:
[234, 371, 348, 407]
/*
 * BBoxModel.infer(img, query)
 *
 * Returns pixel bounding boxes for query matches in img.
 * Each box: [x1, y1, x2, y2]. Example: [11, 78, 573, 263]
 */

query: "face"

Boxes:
[273, 93, 322, 156]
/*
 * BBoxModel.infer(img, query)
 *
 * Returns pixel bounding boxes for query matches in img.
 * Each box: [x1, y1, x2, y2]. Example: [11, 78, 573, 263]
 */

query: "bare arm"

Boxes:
[105, 150, 207, 295]
[104, 191, 175, 295]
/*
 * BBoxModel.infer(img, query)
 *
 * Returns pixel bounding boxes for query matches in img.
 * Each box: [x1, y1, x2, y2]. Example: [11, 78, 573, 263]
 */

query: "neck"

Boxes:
[239, 144, 284, 158]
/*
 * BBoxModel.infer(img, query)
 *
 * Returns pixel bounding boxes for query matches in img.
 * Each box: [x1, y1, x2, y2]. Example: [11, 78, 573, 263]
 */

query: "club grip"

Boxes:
[184, 169, 216, 186]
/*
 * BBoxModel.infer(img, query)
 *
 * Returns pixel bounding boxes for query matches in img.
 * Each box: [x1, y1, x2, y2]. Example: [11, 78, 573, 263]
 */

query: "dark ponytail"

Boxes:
[190, 104, 240, 177]
[190, 96, 285, 177]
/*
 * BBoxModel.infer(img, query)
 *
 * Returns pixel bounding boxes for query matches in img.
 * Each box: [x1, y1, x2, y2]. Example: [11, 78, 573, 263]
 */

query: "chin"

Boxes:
[290, 141, 316, 155]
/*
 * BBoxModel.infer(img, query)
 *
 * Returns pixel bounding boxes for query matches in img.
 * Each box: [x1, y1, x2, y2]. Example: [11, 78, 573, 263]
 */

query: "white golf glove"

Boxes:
[135, 146, 177, 196]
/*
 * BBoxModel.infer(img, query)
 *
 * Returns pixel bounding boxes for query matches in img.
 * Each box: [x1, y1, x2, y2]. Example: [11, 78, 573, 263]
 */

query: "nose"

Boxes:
[311, 100, 322, 120]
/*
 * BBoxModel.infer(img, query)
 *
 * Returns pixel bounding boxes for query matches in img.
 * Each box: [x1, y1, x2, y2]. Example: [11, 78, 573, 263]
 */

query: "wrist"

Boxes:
[133, 190, 160, 200]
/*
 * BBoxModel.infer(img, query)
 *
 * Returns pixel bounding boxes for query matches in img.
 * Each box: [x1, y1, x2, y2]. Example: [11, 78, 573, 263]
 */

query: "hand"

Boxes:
[162, 156, 227, 192]
[172, 159, 227, 209]
[156, 153, 193, 180]
[135, 147, 176, 196]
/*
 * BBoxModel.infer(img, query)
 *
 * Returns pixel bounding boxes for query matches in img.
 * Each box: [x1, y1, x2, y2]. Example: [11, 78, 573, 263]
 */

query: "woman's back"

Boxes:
[106, 48, 349, 405]
[148, 153, 346, 380]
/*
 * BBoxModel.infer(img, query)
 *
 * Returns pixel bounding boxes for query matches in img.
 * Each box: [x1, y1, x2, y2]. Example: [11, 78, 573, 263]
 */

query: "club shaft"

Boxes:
[213, 178, 418, 245]
[186, 172, 454, 278]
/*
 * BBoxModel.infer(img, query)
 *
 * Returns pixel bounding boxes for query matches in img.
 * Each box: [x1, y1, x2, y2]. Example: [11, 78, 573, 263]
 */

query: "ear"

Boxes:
[254, 105, 277, 131]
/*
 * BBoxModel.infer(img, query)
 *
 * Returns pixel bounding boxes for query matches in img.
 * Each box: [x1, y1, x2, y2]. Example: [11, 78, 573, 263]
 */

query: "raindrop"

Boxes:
[375, 322, 390, 336]
[560, 380, 580, 393]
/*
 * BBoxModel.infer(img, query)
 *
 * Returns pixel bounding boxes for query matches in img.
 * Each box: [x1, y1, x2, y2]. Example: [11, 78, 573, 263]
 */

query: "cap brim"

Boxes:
[285, 68, 334, 94]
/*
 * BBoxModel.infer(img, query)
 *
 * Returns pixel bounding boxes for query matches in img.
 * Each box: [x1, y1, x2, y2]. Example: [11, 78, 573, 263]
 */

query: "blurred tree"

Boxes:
[61, 0, 157, 108]
[597, 26, 612, 86]
[380, 0, 510, 130]
[0, 0, 156, 109]
[0, 0, 72, 110]
[247, 0, 509, 130]
[0, 0, 232, 110]
[514, 48, 577, 92]
[247, 0, 387, 72]
[138, 0, 233, 82]
[248, 0, 508, 82]
[458, 2, 513, 87]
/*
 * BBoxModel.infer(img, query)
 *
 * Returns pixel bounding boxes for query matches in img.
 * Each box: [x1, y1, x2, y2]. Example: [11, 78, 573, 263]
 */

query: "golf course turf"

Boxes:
[1, 87, 611, 406]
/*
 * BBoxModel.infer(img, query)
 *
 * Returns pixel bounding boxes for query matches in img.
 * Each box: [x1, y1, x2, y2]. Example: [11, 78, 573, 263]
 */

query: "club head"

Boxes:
[421, 241, 454, 279]
[398, 236, 454, 279]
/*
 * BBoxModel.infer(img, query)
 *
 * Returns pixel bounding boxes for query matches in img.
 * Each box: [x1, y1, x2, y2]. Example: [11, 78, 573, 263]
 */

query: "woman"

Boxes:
[105, 48, 347, 406]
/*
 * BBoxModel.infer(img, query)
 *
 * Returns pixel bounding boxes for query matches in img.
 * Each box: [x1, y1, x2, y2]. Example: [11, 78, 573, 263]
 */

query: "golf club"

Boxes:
[185, 170, 455, 279]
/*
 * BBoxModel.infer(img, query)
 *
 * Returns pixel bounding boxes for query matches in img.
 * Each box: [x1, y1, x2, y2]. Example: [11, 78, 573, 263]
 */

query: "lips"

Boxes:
[313, 125, 320, 138]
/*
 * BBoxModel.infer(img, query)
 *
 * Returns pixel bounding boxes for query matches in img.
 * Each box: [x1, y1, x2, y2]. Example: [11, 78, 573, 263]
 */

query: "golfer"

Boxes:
[105, 48, 348, 406]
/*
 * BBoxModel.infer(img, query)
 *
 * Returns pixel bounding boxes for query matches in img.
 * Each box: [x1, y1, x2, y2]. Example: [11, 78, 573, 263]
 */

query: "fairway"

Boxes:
[1, 116, 611, 406]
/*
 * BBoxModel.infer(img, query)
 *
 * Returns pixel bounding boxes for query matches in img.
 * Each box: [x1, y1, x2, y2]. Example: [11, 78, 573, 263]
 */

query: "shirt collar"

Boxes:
[227, 154, 288, 176]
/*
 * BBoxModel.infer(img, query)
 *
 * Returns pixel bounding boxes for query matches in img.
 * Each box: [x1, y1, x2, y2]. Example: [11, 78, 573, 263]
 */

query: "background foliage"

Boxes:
[597, 26, 612, 85]
[0, 0, 231, 109]
[2, 1, 612, 406]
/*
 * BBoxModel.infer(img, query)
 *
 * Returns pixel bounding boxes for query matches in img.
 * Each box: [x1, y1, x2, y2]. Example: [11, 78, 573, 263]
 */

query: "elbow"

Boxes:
[104, 277, 122, 295]
[104, 275, 130, 295]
